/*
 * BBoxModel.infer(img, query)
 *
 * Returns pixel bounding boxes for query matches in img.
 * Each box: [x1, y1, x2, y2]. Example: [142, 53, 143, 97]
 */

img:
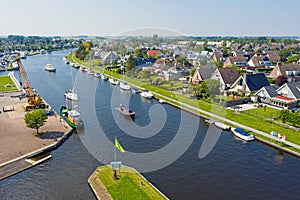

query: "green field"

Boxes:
[92, 165, 166, 200]
[0, 76, 18, 92]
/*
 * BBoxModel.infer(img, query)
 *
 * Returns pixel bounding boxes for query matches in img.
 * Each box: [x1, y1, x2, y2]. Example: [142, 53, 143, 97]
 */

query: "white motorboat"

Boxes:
[140, 89, 153, 99]
[131, 87, 139, 94]
[120, 81, 131, 90]
[231, 128, 255, 141]
[64, 90, 78, 101]
[101, 74, 108, 81]
[79, 66, 88, 72]
[87, 68, 95, 75]
[205, 119, 231, 131]
[158, 99, 166, 104]
[109, 78, 119, 85]
[94, 72, 101, 78]
[45, 64, 56, 72]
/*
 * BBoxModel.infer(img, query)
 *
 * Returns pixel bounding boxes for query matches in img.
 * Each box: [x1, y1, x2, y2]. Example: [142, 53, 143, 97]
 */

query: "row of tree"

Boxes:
[278, 110, 300, 127]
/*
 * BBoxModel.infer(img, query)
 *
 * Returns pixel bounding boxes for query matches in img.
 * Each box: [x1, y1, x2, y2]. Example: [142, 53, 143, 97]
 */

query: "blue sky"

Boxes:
[1, 0, 299, 36]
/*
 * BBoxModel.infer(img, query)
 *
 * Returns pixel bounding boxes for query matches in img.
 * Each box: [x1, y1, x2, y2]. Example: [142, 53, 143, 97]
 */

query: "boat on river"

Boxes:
[45, 64, 56, 72]
[101, 74, 108, 81]
[60, 106, 82, 128]
[109, 78, 119, 85]
[120, 81, 131, 90]
[131, 87, 139, 94]
[94, 72, 101, 78]
[119, 104, 135, 117]
[231, 128, 255, 141]
[205, 119, 231, 131]
[140, 89, 153, 99]
[64, 90, 78, 101]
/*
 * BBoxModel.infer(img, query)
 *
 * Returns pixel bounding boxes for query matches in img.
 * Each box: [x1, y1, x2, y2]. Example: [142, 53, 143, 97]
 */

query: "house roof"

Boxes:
[263, 85, 278, 97]
[213, 50, 223, 62]
[245, 73, 270, 91]
[285, 82, 300, 99]
[102, 51, 119, 62]
[198, 65, 217, 80]
[249, 56, 269, 67]
[152, 58, 171, 70]
[147, 50, 161, 57]
[228, 55, 248, 64]
[254, 85, 278, 98]
[267, 52, 280, 62]
[278, 63, 300, 77]
[218, 68, 240, 85]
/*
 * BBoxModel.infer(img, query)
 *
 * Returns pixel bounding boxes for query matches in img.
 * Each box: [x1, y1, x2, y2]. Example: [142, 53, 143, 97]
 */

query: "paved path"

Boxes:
[152, 90, 300, 150]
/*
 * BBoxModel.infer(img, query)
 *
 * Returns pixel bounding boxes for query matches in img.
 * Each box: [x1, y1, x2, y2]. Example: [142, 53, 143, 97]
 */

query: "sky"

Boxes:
[1, 0, 299, 37]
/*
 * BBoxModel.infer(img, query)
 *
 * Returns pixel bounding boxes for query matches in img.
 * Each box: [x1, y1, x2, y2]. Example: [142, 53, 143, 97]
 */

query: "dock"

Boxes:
[0, 91, 73, 181]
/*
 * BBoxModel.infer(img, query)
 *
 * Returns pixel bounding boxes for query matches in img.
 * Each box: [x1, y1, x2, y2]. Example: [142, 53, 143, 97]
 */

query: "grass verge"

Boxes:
[0, 76, 18, 92]
[92, 165, 166, 200]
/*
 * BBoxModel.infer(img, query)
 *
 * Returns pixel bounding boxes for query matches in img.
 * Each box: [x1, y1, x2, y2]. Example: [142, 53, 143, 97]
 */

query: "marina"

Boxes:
[1, 49, 300, 199]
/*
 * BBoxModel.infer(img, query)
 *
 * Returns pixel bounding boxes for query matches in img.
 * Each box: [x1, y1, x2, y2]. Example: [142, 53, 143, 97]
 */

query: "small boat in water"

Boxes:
[231, 128, 255, 141]
[64, 90, 78, 101]
[74, 64, 80, 69]
[140, 89, 153, 99]
[158, 99, 166, 104]
[94, 72, 101, 78]
[120, 81, 131, 90]
[131, 87, 139, 94]
[79, 66, 88, 72]
[101, 74, 108, 81]
[45, 64, 56, 72]
[87, 68, 95, 75]
[65, 60, 70, 64]
[205, 119, 231, 131]
[119, 104, 135, 117]
[109, 78, 119, 85]
[60, 106, 82, 128]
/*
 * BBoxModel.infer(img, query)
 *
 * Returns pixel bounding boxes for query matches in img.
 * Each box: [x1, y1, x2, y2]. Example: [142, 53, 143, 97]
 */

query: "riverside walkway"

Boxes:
[104, 73, 300, 154]
[151, 90, 300, 153]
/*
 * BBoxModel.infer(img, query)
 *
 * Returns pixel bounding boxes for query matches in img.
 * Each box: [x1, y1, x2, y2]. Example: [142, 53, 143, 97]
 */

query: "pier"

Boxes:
[0, 91, 73, 180]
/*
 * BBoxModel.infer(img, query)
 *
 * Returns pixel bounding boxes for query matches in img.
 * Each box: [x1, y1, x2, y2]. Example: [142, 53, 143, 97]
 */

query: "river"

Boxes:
[1, 49, 300, 200]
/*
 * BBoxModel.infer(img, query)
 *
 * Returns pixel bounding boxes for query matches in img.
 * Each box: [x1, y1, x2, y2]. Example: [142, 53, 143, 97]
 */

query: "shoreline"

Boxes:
[0, 89, 73, 180]
[66, 54, 300, 157]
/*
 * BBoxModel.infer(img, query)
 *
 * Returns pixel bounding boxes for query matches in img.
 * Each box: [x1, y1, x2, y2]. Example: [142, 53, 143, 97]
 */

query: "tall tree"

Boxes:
[205, 79, 220, 99]
[279, 110, 291, 123]
[125, 55, 136, 72]
[24, 109, 48, 135]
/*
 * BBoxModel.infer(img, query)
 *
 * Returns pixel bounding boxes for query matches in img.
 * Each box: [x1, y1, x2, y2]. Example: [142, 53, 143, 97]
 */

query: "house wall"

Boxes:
[270, 65, 281, 78]
[277, 85, 295, 98]
[223, 58, 232, 67]
[248, 59, 255, 67]
[211, 70, 225, 90]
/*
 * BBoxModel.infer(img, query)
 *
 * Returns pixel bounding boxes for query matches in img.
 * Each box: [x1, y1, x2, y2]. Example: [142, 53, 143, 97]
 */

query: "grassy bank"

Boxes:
[68, 53, 300, 149]
[0, 76, 18, 92]
[90, 165, 167, 200]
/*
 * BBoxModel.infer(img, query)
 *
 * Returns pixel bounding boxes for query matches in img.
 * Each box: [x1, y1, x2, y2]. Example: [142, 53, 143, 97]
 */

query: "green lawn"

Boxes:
[95, 165, 166, 200]
[241, 107, 280, 119]
[0, 76, 18, 92]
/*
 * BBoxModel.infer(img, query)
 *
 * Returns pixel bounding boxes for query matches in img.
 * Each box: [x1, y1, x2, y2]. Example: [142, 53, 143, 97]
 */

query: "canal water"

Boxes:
[1, 49, 300, 200]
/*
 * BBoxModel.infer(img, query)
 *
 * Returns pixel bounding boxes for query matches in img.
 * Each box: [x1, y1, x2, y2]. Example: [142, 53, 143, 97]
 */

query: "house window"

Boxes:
[238, 79, 243, 86]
